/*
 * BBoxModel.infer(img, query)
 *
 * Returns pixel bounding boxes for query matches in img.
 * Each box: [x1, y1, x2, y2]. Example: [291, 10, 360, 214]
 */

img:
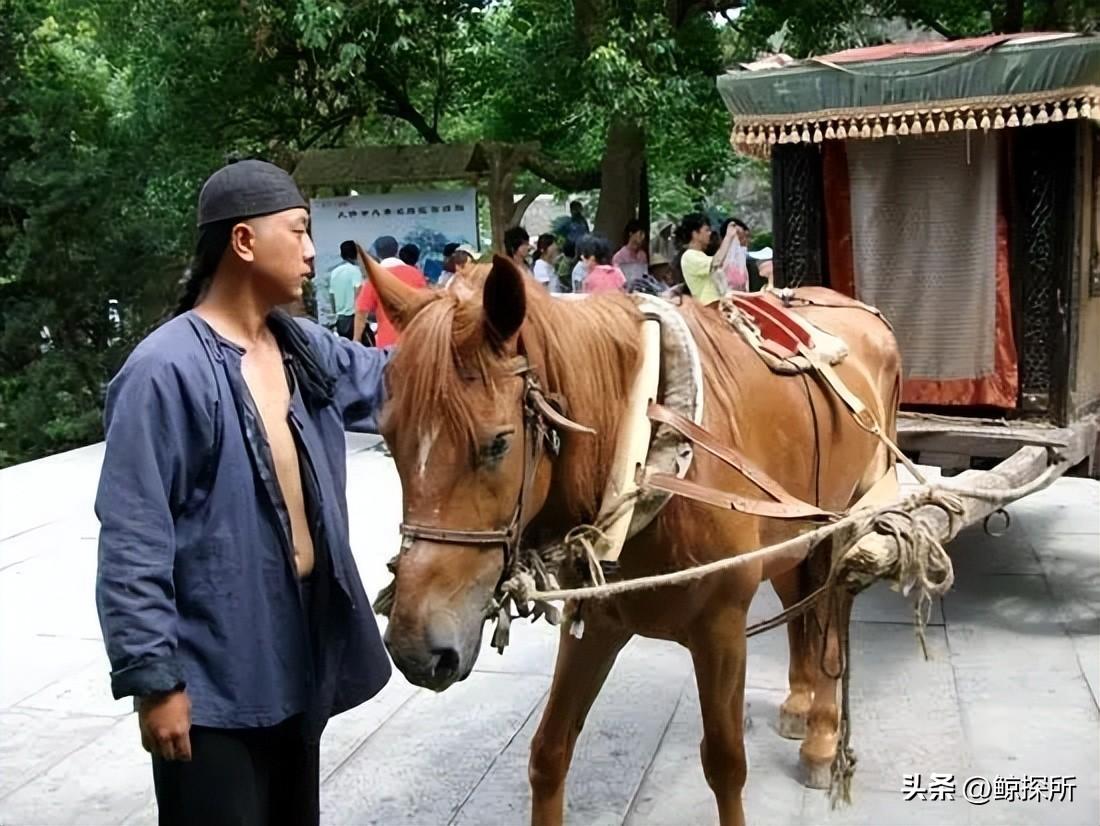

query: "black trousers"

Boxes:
[152, 715, 320, 826]
[335, 314, 355, 340]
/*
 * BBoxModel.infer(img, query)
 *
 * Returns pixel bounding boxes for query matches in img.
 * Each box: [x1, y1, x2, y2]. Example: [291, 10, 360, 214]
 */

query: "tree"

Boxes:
[457, 0, 747, 236]
[246, 0, 748, 236]
[728, 0, 1097, 59]
[0, 0, 298, 465]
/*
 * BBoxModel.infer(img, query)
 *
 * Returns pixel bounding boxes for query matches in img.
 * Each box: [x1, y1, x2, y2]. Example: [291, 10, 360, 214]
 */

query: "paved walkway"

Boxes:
[0, 438, 1096, 825]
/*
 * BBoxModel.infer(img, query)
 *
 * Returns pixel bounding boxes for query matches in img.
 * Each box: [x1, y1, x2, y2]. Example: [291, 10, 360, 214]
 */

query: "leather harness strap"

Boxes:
[399, 524, 515, 546]
[647, 402, 836, 519]
[642, 471, 836, 521]
[732, 290, 927, 485]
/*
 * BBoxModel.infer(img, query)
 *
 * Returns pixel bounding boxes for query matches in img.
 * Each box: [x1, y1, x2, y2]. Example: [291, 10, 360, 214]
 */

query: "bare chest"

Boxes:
[241, 344, 294, 450]
[241, 341, 316, 575]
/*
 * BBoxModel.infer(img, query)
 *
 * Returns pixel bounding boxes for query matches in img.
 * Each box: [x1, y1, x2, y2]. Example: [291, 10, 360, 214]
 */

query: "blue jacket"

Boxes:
[95, 312, 391, 735]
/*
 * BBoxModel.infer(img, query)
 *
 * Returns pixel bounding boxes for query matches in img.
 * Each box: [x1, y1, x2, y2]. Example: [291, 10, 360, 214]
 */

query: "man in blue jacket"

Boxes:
[95, 160, 392, 826]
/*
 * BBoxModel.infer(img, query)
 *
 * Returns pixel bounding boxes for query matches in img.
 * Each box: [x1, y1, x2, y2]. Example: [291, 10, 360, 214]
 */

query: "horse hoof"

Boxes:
[801, 756, 833, 790]
[777, 708, 807, 740]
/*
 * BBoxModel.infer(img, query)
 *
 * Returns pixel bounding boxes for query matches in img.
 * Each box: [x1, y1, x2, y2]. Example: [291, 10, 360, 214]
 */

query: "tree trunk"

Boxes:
[484, 143, 518, 253]
[593, 119, 646, 241]
[998, 0, 1025, 32]
[1041, 0, 1069, 29]
[510, 191, 542, 227]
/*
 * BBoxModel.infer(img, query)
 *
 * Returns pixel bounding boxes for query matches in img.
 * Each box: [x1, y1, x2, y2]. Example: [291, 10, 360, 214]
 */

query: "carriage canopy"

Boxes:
[718, 33, 1100, 157]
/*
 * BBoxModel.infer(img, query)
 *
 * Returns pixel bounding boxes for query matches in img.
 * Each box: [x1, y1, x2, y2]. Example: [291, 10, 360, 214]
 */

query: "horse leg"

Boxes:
[799, 447, 895, 786]
[799, 560, 854, 789]
[529, 609, 632, 826]
[689, 608, 751, 826]
[771, 565, 815, 739]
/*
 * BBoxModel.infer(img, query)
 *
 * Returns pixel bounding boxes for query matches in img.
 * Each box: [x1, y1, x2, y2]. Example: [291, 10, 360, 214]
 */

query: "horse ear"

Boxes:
[482, 255, 527, 349]
[355, 243, 432, 331]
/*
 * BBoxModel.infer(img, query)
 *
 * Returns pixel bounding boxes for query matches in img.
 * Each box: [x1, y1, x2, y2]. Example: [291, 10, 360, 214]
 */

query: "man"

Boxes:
[397, 242, 421, 269]
[503, 225, 533, 275]
[564, 199, 590, 249]
[328, 240, 362, 339]
[678, 212, 737, 304]
[354, 235, 426, 348]
[310, 262, 337, 331]
[437, 241, 461, 287]
[95, 160, 391, 826]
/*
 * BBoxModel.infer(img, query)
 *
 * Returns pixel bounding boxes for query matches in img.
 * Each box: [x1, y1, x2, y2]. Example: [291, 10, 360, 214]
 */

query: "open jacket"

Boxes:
[95, 312, 391, 738]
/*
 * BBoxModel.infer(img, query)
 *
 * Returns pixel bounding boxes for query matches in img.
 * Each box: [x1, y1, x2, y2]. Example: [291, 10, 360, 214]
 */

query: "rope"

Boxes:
[830, 623, 857, 808]
[746, 582, 827, 638]
[504, 483, 959, 606]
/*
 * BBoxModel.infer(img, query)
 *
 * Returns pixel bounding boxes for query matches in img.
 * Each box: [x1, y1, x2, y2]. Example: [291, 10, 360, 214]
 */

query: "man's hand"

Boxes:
[138, 689, 192, 761]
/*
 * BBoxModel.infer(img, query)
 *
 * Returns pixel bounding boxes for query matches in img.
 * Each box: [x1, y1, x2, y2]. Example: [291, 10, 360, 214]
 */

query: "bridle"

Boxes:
[397, 355, 594, 594]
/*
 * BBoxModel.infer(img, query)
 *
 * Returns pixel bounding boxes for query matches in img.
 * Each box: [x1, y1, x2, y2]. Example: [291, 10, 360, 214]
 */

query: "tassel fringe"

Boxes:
[732, 89, 1100, 158]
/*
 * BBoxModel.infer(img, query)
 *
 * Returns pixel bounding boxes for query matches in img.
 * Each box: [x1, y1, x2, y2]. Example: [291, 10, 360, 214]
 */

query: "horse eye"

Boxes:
[479, 431, 513, 467]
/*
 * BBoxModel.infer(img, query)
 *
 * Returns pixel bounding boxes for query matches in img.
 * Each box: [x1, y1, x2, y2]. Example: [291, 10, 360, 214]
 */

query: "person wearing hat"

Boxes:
[441, 244, 482, 296]
[648, 252, 674, 286]
[95, 160, 392, 826]
[748, 246, 774, 290]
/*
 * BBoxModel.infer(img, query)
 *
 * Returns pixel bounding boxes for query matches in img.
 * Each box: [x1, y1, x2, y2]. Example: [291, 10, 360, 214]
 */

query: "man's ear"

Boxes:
[229, 221, 256, 262]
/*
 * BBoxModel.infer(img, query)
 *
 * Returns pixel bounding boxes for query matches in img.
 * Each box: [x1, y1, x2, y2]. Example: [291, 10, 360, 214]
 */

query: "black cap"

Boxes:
[196, 160, 308, 227]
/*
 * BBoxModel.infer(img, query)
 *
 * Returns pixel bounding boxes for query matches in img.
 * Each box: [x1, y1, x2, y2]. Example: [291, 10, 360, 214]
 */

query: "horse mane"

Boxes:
[379, 292, 494, 450]
[383, 279, 642, 523]
[522, 289, 643, 522]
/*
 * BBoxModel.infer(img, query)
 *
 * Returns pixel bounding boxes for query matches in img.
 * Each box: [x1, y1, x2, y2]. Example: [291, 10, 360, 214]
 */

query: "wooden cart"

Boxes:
[717, 33, 1100, 478]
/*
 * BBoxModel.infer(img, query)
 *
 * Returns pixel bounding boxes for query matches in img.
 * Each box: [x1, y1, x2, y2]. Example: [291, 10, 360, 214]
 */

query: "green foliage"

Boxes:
[466, 1, 745, 217]
[0, 348, 104, 468]
[729, 0, 1097, 60]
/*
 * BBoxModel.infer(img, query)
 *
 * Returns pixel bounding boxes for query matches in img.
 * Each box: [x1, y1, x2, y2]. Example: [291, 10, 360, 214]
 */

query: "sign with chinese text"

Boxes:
[310, 188, 479, 283]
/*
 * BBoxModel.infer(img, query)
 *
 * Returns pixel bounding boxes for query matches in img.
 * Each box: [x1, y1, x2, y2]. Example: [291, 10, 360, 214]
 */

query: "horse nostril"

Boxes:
[431, 647, 461, 681]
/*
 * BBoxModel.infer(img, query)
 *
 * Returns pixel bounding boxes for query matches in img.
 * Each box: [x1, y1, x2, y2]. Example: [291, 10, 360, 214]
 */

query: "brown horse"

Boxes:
[366, 251, 900, 826]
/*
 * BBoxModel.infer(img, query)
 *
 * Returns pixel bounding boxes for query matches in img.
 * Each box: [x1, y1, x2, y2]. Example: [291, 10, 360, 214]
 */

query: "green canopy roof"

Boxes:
[717, 33, 1100, 156]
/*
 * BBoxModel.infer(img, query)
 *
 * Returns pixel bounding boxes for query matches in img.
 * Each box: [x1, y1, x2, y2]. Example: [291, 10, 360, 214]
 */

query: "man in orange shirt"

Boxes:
[353, 235, 427, 347]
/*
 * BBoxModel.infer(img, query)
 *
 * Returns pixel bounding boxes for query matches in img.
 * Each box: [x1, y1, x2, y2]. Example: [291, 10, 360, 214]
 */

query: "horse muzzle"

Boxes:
[384, 621, 481, 692]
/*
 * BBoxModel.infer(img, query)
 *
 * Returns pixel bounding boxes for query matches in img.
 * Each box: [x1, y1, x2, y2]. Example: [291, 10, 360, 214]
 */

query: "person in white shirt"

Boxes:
[567, 239, 588, 293]
[532, 233, 560, 293]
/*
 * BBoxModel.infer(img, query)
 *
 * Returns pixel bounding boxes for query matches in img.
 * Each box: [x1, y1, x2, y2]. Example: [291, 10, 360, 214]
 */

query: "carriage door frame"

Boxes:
[771, 144, 827, 289]
[1009, 122, 1077, 424]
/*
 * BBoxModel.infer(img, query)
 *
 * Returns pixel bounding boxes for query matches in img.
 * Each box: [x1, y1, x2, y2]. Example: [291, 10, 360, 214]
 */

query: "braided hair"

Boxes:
[173, 219, 235, 317]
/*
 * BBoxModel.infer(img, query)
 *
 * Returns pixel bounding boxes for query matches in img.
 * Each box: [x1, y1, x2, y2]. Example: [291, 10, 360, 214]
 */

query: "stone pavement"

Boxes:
[0, 437, 1097, 826]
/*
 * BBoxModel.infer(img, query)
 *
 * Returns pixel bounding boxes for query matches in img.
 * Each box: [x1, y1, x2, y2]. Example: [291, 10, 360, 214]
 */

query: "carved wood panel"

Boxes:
[1010, 123, 1077, 422]
[771, 145, 826, 288]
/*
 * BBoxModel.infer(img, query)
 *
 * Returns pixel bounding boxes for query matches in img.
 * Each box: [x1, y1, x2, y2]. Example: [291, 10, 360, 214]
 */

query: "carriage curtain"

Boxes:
[823, 132, 1018, 408]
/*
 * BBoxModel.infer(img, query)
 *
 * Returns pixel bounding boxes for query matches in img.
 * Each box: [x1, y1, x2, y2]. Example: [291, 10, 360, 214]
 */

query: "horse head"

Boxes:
[362, 246, 641, 690]
[363, 248, 559, 690]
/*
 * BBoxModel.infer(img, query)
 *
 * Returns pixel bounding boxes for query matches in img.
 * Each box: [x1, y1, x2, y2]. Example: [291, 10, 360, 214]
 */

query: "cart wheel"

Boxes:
[983, 508, 1011, 537]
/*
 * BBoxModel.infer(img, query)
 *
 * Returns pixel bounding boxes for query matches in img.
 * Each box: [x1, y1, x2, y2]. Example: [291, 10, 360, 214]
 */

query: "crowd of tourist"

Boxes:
[311, 202, 774, 346]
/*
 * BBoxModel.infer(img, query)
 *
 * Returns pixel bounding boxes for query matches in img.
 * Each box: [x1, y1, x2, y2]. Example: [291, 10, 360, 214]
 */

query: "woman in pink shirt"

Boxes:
[612, 218, 648, 279]
[577, 234, 627, 294]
